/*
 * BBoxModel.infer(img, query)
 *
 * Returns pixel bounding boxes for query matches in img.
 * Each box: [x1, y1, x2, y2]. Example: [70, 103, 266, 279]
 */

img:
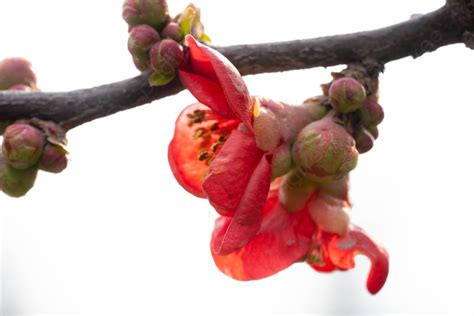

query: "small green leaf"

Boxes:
[148, 71, 175, 86]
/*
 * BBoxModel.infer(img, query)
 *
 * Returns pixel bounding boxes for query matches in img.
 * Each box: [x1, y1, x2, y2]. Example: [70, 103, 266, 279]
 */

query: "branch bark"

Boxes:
[0, 2, 472, 130]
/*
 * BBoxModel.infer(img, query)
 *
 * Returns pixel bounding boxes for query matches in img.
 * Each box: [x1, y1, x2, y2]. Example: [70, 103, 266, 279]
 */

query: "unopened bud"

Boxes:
[309, 193, 350, 236]
[39, 144, 68, 173]
[0, 157, 38, 197]
[355, 128, 375, 154]
[279, 171, 318, 213]
[329, 77, 366, 113]
[253, 105, 281, 152]
[2, 123, 45, 170]
[128, 24, 161, 71]
[122, 0, 169, 29]
[162, 22, 183, 42]
[292, 119, 358, 183]
[0, 58, 36, 90]
[150, 39, 183, 74]
[360, 98, 384, 127]
[271, 143, 292, 178]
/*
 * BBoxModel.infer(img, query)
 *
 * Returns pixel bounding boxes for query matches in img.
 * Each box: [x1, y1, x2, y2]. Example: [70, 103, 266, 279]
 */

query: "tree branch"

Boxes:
[0, 2, 472, 130]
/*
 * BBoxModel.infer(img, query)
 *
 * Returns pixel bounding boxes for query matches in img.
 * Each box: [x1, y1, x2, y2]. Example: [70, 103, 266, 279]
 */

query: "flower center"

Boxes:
[187, 109, 239, 165]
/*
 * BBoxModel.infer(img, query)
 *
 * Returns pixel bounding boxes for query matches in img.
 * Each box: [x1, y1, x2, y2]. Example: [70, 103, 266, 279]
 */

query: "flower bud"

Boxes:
[360, 98, 384, 127]
[253, 105, 281, 152]
[39, 144, 68, 173]
[2, 123, 45, 170]
[122, 0, 169, 29]
[329, 77, 366, 113]
[162, 22, 183, 42]
[0, 58, 36, 90]
[279, 171, 318, 213]
[150, 39, 183, 74]
[355, 128, 375, 154]
[0, 157, 38, 197]
[292, 119, 358, 183]
[271, 143, 292, 178]
[308, 193, 350, 236]
[367, 125, 379, 139]
[128, 24, 161, 71]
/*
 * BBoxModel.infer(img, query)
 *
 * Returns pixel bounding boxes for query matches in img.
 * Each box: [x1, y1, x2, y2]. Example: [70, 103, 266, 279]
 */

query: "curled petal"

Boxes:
[212, 190, 315, 280]
[328, 225, 389, 294]
[179, 35, 252, 129]
[168, 103, 230, 197]
[202, 128, 265, 216]
[212, 153, 272, 255]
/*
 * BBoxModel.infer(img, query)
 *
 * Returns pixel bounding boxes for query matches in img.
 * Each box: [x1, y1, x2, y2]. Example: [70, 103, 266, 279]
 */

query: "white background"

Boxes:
[1, 0, 474, 315]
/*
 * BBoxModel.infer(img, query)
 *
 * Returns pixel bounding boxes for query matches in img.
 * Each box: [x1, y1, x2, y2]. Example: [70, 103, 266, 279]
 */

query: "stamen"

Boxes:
[198, 151, 210, 161]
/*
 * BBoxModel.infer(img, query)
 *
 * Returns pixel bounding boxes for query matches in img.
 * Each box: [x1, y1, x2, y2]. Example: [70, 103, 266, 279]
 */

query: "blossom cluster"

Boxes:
[165, 35, 389, 294]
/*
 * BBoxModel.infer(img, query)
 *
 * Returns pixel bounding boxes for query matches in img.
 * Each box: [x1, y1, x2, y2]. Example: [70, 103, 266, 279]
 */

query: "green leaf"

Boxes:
[148, 71, 175, 86]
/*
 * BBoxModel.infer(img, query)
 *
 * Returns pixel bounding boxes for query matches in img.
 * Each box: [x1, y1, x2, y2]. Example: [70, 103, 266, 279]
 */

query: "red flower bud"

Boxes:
[0, 157, 38, 197]
[128, 24, 161, 71]
[329, 77, 366, 113]
[292, 118, 358, 182]
[355, 128, 375, 154]
[360, 98, 384, 127]
[122, 0, 169, 29]
[149, 39, 183, 75]
[162, 22, 183, 42]
[2, 123, 45, 170]
[39, 144, 68, 174]
[0, 58, 36, 90]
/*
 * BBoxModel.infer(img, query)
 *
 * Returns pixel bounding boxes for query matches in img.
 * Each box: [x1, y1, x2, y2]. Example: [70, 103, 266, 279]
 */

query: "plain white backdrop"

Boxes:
[1, 0, 474, 315]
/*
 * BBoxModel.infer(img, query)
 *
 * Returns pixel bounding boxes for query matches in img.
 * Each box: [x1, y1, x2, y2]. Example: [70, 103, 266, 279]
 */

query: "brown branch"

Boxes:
[0, 2, 472, 130]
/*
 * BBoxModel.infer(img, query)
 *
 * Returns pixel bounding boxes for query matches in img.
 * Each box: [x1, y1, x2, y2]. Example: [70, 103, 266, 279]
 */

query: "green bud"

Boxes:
[122, 0, 169, 30]
[39, 144, 68, 174]
[329, 77, 366, 113]
[271, 143, 292, 179]
[2, 123, 45, 170]
[0, 58, 36, 90]
[0, 157, 38, 197]
[292, 118, 358, 183]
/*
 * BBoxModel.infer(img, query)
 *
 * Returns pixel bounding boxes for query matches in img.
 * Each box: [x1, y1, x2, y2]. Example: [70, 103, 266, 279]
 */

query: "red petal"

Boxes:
[168, 103, 230, 197]
[328, 225, 389, 294]
[211, 190, 315, 280]
[180, 35, 252, 129]
[202, 128, 264, 216]
[212, 153, 272, 255]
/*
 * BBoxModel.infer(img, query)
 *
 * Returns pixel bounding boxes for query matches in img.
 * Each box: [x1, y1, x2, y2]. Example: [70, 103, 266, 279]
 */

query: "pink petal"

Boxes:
[179, 35, 252, 129]
[328, 225, 389, 294]
[211, 190, 315, 280]
[212, 153, 272, 255]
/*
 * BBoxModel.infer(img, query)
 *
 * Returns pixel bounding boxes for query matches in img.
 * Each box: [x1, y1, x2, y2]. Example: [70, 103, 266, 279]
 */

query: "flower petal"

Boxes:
[212, 153, 272, 255]
[168, 103, 231, 197]
[179, 35, 252, 129]
[211, 190, 315, 280]
[202, 127, 265, 216]
[327, 225, 389, 294]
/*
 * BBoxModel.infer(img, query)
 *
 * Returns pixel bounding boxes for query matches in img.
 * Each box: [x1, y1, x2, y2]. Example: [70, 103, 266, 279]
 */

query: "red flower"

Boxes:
[211, 186, 389, 294]
[169, 35, 273, 255]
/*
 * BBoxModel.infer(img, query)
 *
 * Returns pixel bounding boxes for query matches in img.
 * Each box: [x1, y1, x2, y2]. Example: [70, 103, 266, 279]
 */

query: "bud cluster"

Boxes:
[123, 1, 210, 86]
[322, 68, 384, 154]
[0, 120, 68, 197]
